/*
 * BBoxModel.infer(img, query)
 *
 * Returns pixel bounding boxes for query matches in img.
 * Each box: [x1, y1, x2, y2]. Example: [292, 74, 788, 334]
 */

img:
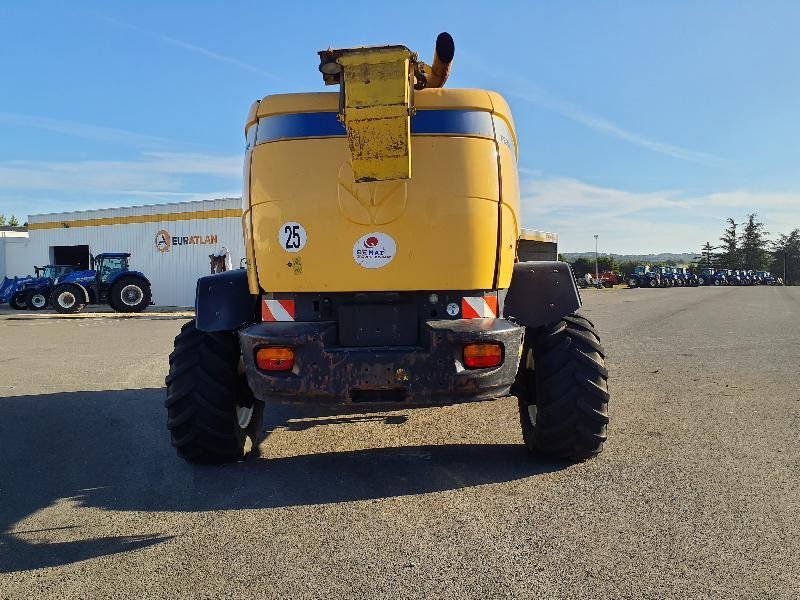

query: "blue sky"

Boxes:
[1, 1, 798, 253]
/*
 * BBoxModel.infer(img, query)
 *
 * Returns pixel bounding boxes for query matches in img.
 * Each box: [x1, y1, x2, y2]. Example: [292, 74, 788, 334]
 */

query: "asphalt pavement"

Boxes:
[1, 286, 798, 598]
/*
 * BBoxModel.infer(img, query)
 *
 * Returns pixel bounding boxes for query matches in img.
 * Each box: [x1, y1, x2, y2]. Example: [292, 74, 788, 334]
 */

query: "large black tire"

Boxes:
[648, 278, 658, 288]
[24, 288, 48, 310]
[513, 314, 609, 461]
[110, 276, 151, 313]
[627, 277, 639, 288]
[165, 320, 263, 463]
[9, 291, 27, 310]
[51, 284, 85, 314]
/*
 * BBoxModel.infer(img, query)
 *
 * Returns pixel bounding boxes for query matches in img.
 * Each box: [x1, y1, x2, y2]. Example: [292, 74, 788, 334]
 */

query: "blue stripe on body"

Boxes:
[255, 112, 345, 143]
[253, 109, 502, 144]
[410, 109, 495, 137]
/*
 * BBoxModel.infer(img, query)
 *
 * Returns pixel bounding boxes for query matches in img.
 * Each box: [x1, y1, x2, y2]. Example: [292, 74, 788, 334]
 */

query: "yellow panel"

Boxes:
[497, 141, 520, 289]
[338, 48, 411, 182]
[249, 136, 500, 292]
[255, 88, 498, 118]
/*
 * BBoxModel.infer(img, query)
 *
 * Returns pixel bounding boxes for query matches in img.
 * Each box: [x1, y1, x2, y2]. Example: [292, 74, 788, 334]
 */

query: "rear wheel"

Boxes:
[513, 314, 609, 461]
[628, 277, 639, 288]
[165, 320, 263, 463]
[24, 289, 48, 310]
[51, 284, 85, 314]
[648, 278, 658, 288]
[111, 276, 151, 313]
[9, 291, 27, 310]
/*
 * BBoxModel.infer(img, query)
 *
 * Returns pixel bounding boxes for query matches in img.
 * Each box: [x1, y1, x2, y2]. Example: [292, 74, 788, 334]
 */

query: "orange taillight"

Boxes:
[463, 343, 503, 369]
[256, 347, 294, 372]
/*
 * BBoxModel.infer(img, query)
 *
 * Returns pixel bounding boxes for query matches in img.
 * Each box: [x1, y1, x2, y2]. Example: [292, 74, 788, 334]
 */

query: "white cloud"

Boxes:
[462, 52, 721, 164]
[520, 175, 800, 253]
[0, 112, 174, 148]
[0, 153, 243, 218]
[101, 15, 273, 78]
[506, 85, 722, 164]
[0, 153, 242, 194]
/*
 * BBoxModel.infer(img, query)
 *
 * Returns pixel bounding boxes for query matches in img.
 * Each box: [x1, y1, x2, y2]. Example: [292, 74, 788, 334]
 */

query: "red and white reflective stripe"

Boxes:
[262, 299, 295, 322]
[461, 296, 498, 319]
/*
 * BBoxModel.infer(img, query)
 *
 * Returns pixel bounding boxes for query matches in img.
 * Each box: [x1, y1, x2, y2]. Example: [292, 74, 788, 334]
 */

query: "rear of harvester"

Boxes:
[165, 33, 610, 464]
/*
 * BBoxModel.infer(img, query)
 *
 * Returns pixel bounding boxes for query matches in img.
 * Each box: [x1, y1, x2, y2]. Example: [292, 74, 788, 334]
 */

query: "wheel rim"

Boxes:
[236, 405, 253, 429]
[120, 284, 144, 306]
[59, 291, 76, 308]
[31, 294, 46, 308]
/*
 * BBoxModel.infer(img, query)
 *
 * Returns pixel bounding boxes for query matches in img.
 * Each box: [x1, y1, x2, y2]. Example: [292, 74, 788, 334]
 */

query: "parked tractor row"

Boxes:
[0, 253, 152, 312]
[628, 266, 783, 288]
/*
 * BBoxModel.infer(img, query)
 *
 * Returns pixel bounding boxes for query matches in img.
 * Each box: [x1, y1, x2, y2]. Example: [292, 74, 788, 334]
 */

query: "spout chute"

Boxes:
[424, 32, 455, 88]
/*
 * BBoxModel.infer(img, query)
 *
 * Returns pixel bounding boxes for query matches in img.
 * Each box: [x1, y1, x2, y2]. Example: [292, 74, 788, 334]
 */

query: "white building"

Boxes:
[2, 198, 244, 307]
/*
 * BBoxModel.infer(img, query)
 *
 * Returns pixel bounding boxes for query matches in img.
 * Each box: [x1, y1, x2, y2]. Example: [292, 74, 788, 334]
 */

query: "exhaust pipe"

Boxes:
[425, 32, 455, 88]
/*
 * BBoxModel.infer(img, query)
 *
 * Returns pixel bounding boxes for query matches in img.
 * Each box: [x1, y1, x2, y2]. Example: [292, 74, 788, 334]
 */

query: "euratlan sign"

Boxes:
[155, 229, 219, 253]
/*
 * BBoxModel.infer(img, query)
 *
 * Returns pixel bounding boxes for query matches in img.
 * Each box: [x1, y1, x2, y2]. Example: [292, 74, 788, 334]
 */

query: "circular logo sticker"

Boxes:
[278, 222, 307, 253]
[353, 232, 396, 269]
[155, 229, 171, 253]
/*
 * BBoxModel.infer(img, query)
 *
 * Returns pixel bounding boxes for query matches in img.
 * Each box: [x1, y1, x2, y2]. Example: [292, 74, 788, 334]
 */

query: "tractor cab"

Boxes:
[93, 253, 130, 283]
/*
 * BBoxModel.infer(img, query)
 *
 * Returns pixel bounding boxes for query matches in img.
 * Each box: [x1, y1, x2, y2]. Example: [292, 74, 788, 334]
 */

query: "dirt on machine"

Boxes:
[165, 33, 610, 464]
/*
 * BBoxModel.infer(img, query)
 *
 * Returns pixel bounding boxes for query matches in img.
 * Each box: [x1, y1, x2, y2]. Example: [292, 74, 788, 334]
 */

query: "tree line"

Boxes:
[562, 212, 798, 285]
[0, 214, 22, 227]
[698, 213, 798, 285]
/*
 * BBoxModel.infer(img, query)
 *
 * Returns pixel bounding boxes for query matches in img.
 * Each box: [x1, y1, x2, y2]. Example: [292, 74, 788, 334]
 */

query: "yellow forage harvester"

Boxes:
[166, 32, 611, 466]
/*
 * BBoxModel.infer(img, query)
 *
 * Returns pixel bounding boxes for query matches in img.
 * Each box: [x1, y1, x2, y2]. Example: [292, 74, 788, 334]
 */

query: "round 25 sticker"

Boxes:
[278, 222, 307, 253]
[353, 232, 396, 269]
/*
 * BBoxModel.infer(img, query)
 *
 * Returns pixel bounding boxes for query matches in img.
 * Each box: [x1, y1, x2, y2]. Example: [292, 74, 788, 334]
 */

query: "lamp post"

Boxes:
[594, 234, 599, 285]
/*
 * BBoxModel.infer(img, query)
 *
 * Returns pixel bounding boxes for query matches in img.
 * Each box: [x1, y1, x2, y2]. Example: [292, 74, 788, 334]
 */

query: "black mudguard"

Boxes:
[503, 261, 582, 329]
[195, 269, 259, 332]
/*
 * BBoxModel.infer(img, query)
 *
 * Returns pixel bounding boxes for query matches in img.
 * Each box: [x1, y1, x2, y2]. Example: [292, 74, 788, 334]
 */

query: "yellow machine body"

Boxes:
[242, 86, 519, 294]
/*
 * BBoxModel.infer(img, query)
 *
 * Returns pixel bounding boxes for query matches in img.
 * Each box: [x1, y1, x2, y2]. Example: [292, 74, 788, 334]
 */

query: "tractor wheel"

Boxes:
[165, 320, 263, 463]
[9, 291, 27, 310]
[51, 284, 85, 314]
[648, 278, 658, 288]
[110, 276, 151, 313]
[628, 277, 639, 288]
[513, 314, 609, 461]
[713, 279, 721, 286]
[24, 289, 48, 310]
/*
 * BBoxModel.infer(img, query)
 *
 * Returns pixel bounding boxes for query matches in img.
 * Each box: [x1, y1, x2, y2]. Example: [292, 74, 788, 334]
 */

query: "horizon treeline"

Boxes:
[561, 213, 798, 285]
[697, 213, 798, 284]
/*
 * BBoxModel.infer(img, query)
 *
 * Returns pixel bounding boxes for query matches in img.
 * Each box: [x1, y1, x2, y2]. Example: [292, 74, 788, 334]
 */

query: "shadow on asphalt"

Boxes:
[0, 388, 565, 573]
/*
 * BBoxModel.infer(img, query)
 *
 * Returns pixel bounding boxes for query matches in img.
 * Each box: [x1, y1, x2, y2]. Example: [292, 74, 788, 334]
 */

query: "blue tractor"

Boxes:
[674, 267, 699, 287]
[8, 265, 76, 310]
[697, 267, 717, 286]
[50, 253, 152, 314]
[1, 275, 33, 306]
[711, 269, 733, 286]
[650, 266, 674, 287]
[755, 270, 779, 285]
[663, 266, 683, 286]
[627, 265, 661, 288]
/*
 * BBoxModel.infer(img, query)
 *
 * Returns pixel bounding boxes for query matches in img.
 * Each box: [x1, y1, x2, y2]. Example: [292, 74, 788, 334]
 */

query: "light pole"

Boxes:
[594, 234, 599, 285]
